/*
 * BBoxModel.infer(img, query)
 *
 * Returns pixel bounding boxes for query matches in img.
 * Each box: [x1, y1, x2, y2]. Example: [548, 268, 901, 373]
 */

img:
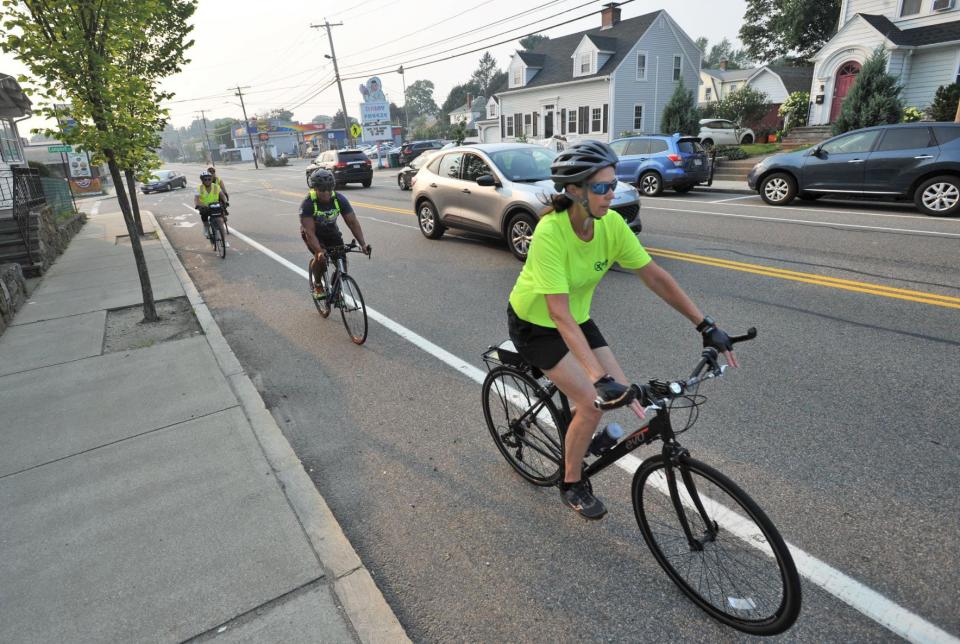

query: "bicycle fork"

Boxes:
[663, 444, 720, 551]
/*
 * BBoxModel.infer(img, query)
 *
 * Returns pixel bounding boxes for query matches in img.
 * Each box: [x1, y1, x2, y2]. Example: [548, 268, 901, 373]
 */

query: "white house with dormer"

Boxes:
[809, 0, 960, 125]
[486, 4, 702, 143]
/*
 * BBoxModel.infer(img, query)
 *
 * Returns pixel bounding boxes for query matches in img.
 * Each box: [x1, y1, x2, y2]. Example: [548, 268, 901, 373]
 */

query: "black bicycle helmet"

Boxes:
[550, 140, 619, 191]
[309, 169, 336, 191]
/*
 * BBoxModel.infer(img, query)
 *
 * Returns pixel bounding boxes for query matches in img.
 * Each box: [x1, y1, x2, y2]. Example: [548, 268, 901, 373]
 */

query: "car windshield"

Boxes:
[488, 147, 556, 182]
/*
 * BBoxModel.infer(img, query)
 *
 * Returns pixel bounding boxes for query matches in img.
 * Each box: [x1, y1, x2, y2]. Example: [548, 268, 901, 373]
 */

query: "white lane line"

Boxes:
[644, 205, 960, 239]
[645, 196, 956, 222]
[364, 216, 417, 230]
[709, 194, 760, 204]
[225, 223, 959, 644]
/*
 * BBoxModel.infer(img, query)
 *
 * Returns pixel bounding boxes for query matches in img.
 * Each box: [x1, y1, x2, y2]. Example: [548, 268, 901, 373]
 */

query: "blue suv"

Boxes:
[610, 134, 711, 196]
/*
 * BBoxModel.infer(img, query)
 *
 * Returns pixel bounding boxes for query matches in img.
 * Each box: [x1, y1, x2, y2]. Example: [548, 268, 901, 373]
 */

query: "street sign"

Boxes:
[47, 145, 72, 153]
[350, 123, 363, 138]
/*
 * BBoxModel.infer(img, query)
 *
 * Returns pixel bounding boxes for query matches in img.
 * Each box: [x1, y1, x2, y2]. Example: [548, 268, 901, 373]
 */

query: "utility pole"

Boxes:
[398, 65, 410, 141]
[198, 110, 215, 166]
[310, 20, 353, 147]
[232, 85, 259, 169]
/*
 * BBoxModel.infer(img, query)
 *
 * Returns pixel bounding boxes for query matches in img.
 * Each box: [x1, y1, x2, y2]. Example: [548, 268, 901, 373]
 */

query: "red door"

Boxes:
[830, 61, 862, 121]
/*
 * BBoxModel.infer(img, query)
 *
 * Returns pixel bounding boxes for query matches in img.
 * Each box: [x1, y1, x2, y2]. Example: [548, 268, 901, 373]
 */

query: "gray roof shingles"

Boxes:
[500, 10, 662, 93]
[860, 13, 960, 46]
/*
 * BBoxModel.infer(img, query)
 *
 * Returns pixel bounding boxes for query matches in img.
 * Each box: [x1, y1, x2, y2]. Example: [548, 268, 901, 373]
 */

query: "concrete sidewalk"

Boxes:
[0, 208, 408, 643]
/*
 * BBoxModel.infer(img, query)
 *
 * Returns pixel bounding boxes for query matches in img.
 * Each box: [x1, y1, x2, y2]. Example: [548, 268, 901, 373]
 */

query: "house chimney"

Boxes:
[719, 58, 728, 71]
[601, 2, 621, 29]
[467, 93, 473, 109]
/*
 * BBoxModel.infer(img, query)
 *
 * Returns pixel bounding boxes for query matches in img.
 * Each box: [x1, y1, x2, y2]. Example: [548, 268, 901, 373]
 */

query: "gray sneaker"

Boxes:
[560, 481, 607, 520]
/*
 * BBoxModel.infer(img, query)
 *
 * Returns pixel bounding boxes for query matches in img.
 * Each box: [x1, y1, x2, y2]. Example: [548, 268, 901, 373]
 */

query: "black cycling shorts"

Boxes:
[300, 225, 344, 250]
[507, 304, 607, 371]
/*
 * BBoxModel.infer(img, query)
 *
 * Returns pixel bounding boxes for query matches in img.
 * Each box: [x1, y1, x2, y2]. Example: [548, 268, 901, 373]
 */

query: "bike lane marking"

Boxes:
[224, 222, 959, 644]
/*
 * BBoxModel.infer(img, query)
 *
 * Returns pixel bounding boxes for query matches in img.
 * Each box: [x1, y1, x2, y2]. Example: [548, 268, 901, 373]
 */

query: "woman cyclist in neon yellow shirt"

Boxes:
[507, 140, 739, 520]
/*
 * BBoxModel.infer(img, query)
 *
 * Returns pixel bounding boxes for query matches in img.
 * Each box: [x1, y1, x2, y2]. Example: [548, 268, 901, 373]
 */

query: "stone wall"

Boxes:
[36, 206, 86, 268]
[0, 262, 27, 336]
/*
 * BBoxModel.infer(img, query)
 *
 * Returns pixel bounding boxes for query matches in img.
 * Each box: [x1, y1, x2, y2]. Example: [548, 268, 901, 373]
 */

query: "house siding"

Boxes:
[895, 5, 960, 29]
[749, 69, 788, 103]
[903, 46, 960, 107]
[497, 79, 611, 142]
[842, 0, 892, 26]
[610, 12, 700, 137]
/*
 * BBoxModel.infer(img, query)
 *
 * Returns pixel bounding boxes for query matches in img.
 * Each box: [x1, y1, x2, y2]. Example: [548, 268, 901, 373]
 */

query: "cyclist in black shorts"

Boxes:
[300, 169, 371, 300]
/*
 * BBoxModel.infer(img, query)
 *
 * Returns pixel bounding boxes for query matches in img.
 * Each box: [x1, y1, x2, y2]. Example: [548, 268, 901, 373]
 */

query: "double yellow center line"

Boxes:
[269, 186, 960, 310]
[647, 247, 960, 310]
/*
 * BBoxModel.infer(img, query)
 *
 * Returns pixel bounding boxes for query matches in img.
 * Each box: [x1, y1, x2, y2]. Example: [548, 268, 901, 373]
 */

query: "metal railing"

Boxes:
[11, 167, 48, 264]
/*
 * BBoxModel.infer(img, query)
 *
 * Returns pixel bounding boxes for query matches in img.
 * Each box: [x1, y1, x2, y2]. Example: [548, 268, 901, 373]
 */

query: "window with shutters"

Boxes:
[591, 108, 602, 132]
[578, 106, 589, 134]
[568, 108, 577, 134]
[505, 114, 514, 137]
[524, 113, 532, 136]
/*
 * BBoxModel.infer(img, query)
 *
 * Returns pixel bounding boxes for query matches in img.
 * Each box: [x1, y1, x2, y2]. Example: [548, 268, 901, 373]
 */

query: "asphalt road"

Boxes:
[147, 160, 959, 643]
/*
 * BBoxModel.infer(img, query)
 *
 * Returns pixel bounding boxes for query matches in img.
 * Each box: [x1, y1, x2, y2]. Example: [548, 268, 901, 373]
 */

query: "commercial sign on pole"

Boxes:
[359, 76, 390, 124]
[362, 123, 393, 142]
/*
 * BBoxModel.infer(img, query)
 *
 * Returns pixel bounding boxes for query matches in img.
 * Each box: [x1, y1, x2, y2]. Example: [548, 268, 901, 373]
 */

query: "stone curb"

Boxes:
[148, 210, 409, 644]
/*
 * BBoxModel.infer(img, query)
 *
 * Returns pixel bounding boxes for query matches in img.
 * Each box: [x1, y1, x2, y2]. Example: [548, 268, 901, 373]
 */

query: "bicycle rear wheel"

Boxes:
[632, 455, 801, 635]
[481, 366, 562, 486]
[338, 273, 368, 344]
[308, 263, 331, 318]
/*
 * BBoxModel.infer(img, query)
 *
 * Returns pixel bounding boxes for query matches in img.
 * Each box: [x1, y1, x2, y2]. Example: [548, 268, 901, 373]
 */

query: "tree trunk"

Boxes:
[105, 151, 158, 322]
[124, 169, 144, 235]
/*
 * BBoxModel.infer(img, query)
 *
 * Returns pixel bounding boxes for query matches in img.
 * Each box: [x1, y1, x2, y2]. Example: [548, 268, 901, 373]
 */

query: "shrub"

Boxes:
[263, 154, 289, 167]
[660, 78, 701, 136]
[833, 47, 903, 135]
[778, 91, 810, 132]
[714, 145, 748, 160]
[928, 84, 960, 121]
[902, 106, 924, 123]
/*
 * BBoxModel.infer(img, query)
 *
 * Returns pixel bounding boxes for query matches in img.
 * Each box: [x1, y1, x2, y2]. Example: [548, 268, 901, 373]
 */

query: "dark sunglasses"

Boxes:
[587, 180, 617, 195]
[201, 177, 212, 182]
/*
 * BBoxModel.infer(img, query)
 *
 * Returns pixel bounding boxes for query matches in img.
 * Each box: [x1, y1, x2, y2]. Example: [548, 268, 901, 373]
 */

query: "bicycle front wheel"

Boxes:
[481, 366, 562, 486]
[632, 455, 801, 635]
[338, 274, 368, 345]
[213, 220, 226, 258]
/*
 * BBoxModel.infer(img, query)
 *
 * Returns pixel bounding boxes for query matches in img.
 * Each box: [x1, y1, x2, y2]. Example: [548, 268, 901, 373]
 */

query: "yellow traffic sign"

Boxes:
[350, 123, 362, 138]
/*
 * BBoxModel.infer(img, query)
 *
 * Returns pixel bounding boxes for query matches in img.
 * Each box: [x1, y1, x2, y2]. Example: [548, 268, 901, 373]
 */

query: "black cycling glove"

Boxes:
[697, 316, 733, 352]
[593, 375, 636, 410]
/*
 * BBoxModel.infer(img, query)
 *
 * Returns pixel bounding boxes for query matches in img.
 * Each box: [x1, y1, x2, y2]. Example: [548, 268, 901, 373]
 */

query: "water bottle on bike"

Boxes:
[587, 422, 624, 456]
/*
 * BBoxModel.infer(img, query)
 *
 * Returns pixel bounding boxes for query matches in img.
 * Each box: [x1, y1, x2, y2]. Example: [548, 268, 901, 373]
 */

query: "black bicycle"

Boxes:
[308, 240, 370, 345]
[203, 202, 227, 258]
[480, 330, 802, 636]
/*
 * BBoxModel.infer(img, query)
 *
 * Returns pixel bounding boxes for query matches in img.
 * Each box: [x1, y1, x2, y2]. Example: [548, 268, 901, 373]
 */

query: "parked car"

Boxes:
[399, 140, 444, 166]
[141, 170, 186, 193]
[698, 119, 755, 147]
[397, 150, 438, 190]
[747, 123, 960, 216]
[610, 134, 711, 196]
[411, 143, 642, 260]
[305, 148, 373, 188]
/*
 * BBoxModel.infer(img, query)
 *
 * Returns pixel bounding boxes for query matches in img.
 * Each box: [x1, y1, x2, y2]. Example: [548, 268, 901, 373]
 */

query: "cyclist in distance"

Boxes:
[194, 170, 226, 240]
[506, 140, 738, 520]
[301, 169, 371, 300]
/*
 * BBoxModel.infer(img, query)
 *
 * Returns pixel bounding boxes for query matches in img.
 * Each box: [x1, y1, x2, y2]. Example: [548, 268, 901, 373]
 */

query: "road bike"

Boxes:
[308, 240, 370, 345]
[480, 330, 802, 635]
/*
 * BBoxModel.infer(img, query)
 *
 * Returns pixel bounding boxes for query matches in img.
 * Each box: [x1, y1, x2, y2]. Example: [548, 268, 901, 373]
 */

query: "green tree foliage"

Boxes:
[660, 78, 700, 135]
[450, 118, 468, 145]
[740, 0, 841, 63]
[928, 83, 960, 121]
[331, 109, 359, 130]
[703, 86, 770, 128]
[470, 52, 501, 99]
[1, 0, 197, 322]
[696, 37, 752, 69]
[518, 34, 548, 50]
[833, 48, 903, 135]
[777, 91, 810, 131]
[405, 79, 439, 118]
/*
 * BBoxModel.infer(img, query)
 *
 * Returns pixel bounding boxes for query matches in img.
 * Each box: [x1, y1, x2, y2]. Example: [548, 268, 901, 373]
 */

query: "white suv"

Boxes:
[698, 119, 755, 147]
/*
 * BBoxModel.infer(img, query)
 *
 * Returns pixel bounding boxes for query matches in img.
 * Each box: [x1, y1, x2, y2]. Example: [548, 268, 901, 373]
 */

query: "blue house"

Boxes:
[490, 4, 702, 143]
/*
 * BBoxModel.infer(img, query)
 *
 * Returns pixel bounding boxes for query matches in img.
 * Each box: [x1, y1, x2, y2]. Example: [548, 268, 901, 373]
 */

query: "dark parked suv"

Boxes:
[398, 140, 444, 166]
[305, 149, 373, 188]
[747, 123, 960, 216]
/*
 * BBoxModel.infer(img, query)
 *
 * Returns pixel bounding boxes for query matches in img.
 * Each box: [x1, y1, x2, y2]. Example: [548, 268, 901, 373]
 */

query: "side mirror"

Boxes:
[811, 145, 824, 157]
[476, 174, 498, 187]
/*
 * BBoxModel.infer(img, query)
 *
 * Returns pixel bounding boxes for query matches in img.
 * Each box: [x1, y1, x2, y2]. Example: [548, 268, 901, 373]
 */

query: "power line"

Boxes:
[340, 0, 635, 81]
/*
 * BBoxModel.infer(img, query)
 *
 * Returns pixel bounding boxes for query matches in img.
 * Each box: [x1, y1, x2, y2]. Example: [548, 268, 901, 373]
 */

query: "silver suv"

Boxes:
[411, 143, 641, 260]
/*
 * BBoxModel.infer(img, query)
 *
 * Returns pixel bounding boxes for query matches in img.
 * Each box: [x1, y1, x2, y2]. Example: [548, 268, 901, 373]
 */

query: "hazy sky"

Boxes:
[2, 0, 748, 134]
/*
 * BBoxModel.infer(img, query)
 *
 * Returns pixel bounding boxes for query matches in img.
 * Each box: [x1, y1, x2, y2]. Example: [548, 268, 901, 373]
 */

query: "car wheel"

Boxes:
[740, 134, 754, 145]
[362, 179, 372, 188]
[759, 172, 797, 206]
[914, 175, 960, 217]
[701, 138, 714, 148]
[674, 185, 694, 194]
[638, 171, 663, 197]
[397, 174, 407, 190]
[417, 200, 445, 239]
[798, 192, 822, 201]
[507, 211, 537, 261]
[164, 183, 172, 192]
